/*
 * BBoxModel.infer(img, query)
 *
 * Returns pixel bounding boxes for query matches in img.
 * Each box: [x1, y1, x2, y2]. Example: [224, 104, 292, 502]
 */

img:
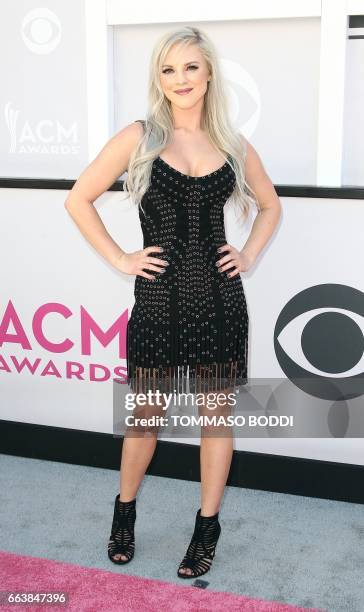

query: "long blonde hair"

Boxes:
[122, 25, 259, 223]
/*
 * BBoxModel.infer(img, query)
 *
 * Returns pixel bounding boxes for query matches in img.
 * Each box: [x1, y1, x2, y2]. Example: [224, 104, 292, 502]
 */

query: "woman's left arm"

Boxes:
[217, 140, 282, 277]
[241, 140, 282, 262]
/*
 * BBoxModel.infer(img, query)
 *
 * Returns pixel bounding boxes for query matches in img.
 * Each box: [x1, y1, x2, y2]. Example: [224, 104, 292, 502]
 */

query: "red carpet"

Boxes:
[0, 551, 326, 612]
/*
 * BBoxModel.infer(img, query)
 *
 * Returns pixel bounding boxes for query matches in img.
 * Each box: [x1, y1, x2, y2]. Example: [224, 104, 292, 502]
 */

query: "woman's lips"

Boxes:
[175, 88, 193, 95]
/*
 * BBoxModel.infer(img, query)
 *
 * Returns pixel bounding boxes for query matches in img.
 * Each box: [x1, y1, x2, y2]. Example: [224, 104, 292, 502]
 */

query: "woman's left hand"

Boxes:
[216, 244, 255, 278]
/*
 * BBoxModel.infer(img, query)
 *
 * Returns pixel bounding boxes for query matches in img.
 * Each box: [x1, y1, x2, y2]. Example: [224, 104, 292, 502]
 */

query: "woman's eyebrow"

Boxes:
[162, 61, 200, 67]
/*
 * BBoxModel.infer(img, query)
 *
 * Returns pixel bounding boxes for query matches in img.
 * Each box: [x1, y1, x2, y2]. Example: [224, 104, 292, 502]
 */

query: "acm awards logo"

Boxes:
[4, 9, 78, 155]
[4, 102, 79, 155]
[271, 284, 364, 438]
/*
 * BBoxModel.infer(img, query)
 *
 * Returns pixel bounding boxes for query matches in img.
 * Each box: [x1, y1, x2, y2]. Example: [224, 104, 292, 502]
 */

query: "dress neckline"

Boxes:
[157, 155, 229, 180]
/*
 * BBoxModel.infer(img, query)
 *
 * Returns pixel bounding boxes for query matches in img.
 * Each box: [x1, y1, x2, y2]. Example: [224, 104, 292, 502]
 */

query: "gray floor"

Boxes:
[0, 453, 363, 612]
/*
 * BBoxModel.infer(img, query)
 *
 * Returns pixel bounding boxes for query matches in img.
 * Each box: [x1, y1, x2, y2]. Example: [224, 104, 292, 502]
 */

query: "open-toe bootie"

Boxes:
[107, 494, 136, 564]
[177, 508, 221, 579]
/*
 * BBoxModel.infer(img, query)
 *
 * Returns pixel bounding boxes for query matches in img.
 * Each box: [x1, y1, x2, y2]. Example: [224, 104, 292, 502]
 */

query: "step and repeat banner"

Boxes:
[1, 1, 363, 465]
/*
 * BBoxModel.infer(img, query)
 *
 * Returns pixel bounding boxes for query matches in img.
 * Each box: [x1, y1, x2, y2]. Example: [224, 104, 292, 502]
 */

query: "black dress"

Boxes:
[126, 120, 249, 395]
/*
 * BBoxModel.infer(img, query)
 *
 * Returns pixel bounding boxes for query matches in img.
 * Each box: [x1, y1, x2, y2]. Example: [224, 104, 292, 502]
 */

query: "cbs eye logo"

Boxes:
[274, 284, 364, 401]
[21, 8, 61, 54]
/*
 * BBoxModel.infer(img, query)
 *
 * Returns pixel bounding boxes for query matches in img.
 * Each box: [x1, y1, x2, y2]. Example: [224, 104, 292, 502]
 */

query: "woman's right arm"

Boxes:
[64, 122, 141, 268]
[64, 122, 167, 278]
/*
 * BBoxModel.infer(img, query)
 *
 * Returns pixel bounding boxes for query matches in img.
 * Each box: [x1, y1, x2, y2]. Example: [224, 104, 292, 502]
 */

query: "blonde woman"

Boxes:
[65, 26, 281, 579]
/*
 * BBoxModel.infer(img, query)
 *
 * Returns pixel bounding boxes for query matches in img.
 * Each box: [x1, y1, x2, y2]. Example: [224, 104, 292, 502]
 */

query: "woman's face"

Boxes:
[160, 43, 211, 110]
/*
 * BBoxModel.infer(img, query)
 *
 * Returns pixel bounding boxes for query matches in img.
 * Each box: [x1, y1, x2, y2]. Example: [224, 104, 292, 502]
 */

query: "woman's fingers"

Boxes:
[227, 268, 240, 278]
[138, 270, 156, 280]
[140, 263, 165, 273]
[144, 257, 169, 268]
[137, 246, 168, 279]
[218, 255, 238, 273]
[144, 245, 164, 254]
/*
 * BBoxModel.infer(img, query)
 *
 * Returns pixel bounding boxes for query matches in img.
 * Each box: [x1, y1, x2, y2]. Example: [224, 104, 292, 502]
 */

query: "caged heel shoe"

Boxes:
[177, 508, 221, 579]
[107, 494, 136, 564]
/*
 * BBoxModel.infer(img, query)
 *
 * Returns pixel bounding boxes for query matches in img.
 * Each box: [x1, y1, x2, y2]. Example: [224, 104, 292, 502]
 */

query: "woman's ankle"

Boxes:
[200, 507, 220, 518]
[118, 494, 137, 503]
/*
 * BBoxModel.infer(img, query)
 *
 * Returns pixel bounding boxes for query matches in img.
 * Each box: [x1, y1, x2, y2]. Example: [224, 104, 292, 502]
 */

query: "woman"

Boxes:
[65, 26, 281, 579]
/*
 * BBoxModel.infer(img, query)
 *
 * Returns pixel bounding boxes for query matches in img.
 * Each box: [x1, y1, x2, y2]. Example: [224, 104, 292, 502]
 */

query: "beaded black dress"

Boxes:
[126, 120, 249, 394]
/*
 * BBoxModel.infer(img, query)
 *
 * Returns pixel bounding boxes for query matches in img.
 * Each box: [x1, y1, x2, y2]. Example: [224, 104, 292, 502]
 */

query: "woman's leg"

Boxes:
[119, 431, 158, 500]
[200, 428, 233, 515]
[113, 374, 166, 561]
[178, 385, 234, 576]
[200, 385, 235, 514]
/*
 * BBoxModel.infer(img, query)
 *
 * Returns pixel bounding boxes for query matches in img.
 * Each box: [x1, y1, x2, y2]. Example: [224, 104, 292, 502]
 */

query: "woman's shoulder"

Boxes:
[133, 119, 146, 134]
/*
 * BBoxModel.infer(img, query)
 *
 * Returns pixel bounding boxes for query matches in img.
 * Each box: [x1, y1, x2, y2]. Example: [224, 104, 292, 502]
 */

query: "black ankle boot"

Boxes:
[177, 508, 221, 579]
[107, 494, 136, 564]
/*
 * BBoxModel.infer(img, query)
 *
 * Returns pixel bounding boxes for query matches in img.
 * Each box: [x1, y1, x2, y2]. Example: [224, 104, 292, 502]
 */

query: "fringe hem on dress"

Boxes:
[126, 317, 248, 395]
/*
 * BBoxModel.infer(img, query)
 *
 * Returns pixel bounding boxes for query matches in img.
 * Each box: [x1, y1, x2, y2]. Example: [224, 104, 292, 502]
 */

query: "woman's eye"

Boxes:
[162, 65, 198, 74]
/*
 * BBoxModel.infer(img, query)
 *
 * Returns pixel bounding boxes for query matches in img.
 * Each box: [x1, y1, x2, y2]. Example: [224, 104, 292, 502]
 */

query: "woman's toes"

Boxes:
[113, 553, 127, 561]
[179, 567, 192, 575]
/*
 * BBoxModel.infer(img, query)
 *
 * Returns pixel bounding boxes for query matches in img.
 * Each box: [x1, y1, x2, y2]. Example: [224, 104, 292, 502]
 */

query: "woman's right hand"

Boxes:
[115, 246, 168, 280]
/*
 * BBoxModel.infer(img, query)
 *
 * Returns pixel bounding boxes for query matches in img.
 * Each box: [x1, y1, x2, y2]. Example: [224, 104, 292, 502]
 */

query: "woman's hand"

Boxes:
[115, 246, 168, 280]
[216, 244, 255, 278]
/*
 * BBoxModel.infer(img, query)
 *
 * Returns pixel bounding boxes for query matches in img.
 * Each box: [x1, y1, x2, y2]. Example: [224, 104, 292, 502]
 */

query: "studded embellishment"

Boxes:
[126, 121, 249, 395]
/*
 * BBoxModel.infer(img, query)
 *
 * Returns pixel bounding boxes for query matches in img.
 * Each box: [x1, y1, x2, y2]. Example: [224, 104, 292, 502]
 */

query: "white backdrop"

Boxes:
[0, 1, 89, 178]
[1, 1, 364, 467]
[1, 1, 363, 186]
[113, 17, 320, 186]
[1, 186, 363, 466]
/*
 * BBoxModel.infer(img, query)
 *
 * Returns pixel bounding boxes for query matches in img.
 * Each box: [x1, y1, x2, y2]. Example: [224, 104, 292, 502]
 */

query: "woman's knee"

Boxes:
[198, 389, 234, 436]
